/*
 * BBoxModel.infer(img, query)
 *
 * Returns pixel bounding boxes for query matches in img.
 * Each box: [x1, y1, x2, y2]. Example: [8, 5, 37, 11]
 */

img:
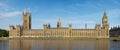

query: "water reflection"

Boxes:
[9, 39, 110, 50]
[110, 41, 120, 50]
[0, 40, 9, 50]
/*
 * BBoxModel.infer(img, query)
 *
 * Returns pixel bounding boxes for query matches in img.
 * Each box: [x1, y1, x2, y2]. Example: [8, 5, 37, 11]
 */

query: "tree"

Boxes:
[110, 25, 120, 37]
[0, 29, 9, 37]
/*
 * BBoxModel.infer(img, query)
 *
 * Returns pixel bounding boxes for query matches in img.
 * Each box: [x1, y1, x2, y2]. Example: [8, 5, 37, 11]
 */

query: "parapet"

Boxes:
[95, 24, 101, 30]
[9, 25, 14, 27]
[22, 9, 31, 17]
[9, 25, 15, 30]
[43, 24, 47, 29]
[9, 25, 22, 30]
[68, 24, 72, 29]
[16, 25, 21, 27]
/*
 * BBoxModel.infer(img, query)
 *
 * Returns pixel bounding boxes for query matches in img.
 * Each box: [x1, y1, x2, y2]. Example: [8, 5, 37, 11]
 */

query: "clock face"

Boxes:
[104, 19, 107, 21]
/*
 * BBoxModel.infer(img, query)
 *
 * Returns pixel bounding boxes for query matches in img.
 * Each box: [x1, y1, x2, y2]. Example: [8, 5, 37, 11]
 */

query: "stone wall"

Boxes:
[9, 28, 109, 38]
[22, 29, 44, 37]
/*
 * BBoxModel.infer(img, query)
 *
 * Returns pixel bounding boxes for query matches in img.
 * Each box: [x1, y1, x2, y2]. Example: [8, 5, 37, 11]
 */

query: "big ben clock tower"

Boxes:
[102, 11, 109, 29]
[102, 11, 109, 38]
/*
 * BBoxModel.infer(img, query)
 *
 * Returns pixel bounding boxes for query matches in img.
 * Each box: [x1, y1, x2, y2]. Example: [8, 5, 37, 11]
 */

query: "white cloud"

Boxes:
[0, 3, 7, 7]
[0, 11, 21, 17]
[0, 2, 18, 12]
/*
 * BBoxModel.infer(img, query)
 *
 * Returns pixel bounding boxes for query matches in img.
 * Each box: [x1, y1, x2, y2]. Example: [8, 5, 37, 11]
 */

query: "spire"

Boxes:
[26, 8, 30, 14]
[85, 24, 87, 29]
[102, 11, 108, 22]
[69, 23, 72, 29]
[58, 16, 61, 21]
[103, 10, 107, 17]
[23, 8, 31, 16]
[22, 11, 25, 15]
[57, 16, 62, 28]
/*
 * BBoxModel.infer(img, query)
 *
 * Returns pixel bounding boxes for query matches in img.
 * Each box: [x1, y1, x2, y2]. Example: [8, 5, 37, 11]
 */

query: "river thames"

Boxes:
[0, 39, 120, 50]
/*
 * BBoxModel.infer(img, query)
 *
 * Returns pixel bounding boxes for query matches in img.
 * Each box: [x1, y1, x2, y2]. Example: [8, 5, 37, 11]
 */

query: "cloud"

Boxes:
[0, 11, 21, 17]
[0, 2, 17, 12]
[0, 3, 7, 7]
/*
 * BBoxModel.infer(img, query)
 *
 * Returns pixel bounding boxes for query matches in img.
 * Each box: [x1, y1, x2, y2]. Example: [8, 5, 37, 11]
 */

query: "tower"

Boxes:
[102, 11, 109, 29]
[16, 25, 21, 36]
[85, 24, 87, 29]
[57, 17, 62, 28]
[102, 11, 109, 38]
[68, 24, 72, 37]
[22, 10, 31, 30]
[9, 25, 15, 37]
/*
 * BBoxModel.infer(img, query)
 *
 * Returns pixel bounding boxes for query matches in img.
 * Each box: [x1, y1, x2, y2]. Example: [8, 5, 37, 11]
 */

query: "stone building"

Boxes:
[9, 10, 109, 38]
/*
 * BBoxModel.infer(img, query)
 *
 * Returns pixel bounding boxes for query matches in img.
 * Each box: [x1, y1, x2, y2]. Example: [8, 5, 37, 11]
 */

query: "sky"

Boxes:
[0, 0, 120, 30]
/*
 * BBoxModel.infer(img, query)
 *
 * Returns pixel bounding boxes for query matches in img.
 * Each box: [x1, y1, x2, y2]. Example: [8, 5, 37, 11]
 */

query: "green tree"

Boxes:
[0, 29, 9, 37]
[110, 25, 120, 37]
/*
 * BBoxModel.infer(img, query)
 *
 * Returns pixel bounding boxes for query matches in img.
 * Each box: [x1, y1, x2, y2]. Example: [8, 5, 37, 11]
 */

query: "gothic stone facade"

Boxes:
[9, 11, 109, 38]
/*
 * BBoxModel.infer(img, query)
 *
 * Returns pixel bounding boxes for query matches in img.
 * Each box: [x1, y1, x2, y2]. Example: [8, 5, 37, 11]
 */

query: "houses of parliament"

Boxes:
[9, 10, 109, 38]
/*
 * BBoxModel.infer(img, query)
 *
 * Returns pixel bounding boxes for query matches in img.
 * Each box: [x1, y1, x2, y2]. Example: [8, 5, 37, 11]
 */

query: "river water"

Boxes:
[0, 39, 120, 50]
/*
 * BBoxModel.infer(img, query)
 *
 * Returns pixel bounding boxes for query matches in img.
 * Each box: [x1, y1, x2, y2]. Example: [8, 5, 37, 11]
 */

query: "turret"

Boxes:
[43, 24, 47, 29]
[85, 24, 87, 29]
[57, 17, 62, 28]
[68, 24, 72, 33]
[68, 24, 72, 37]
[68, 24, 72, 30]
[9, 25, 15, 30]
[95, 24, 101, 38]
[95, 24, 101, 30]
[16, 25, 21, 36]
[43, 24, 47, 36]
[9, 25, 21, 37]
[48, 24, 51, 29]
[9, 25, 15, 37]
[16, 25, 21, 33]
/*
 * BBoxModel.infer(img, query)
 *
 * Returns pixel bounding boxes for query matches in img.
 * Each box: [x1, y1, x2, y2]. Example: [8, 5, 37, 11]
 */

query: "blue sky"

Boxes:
[0, 0, 120, 30]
